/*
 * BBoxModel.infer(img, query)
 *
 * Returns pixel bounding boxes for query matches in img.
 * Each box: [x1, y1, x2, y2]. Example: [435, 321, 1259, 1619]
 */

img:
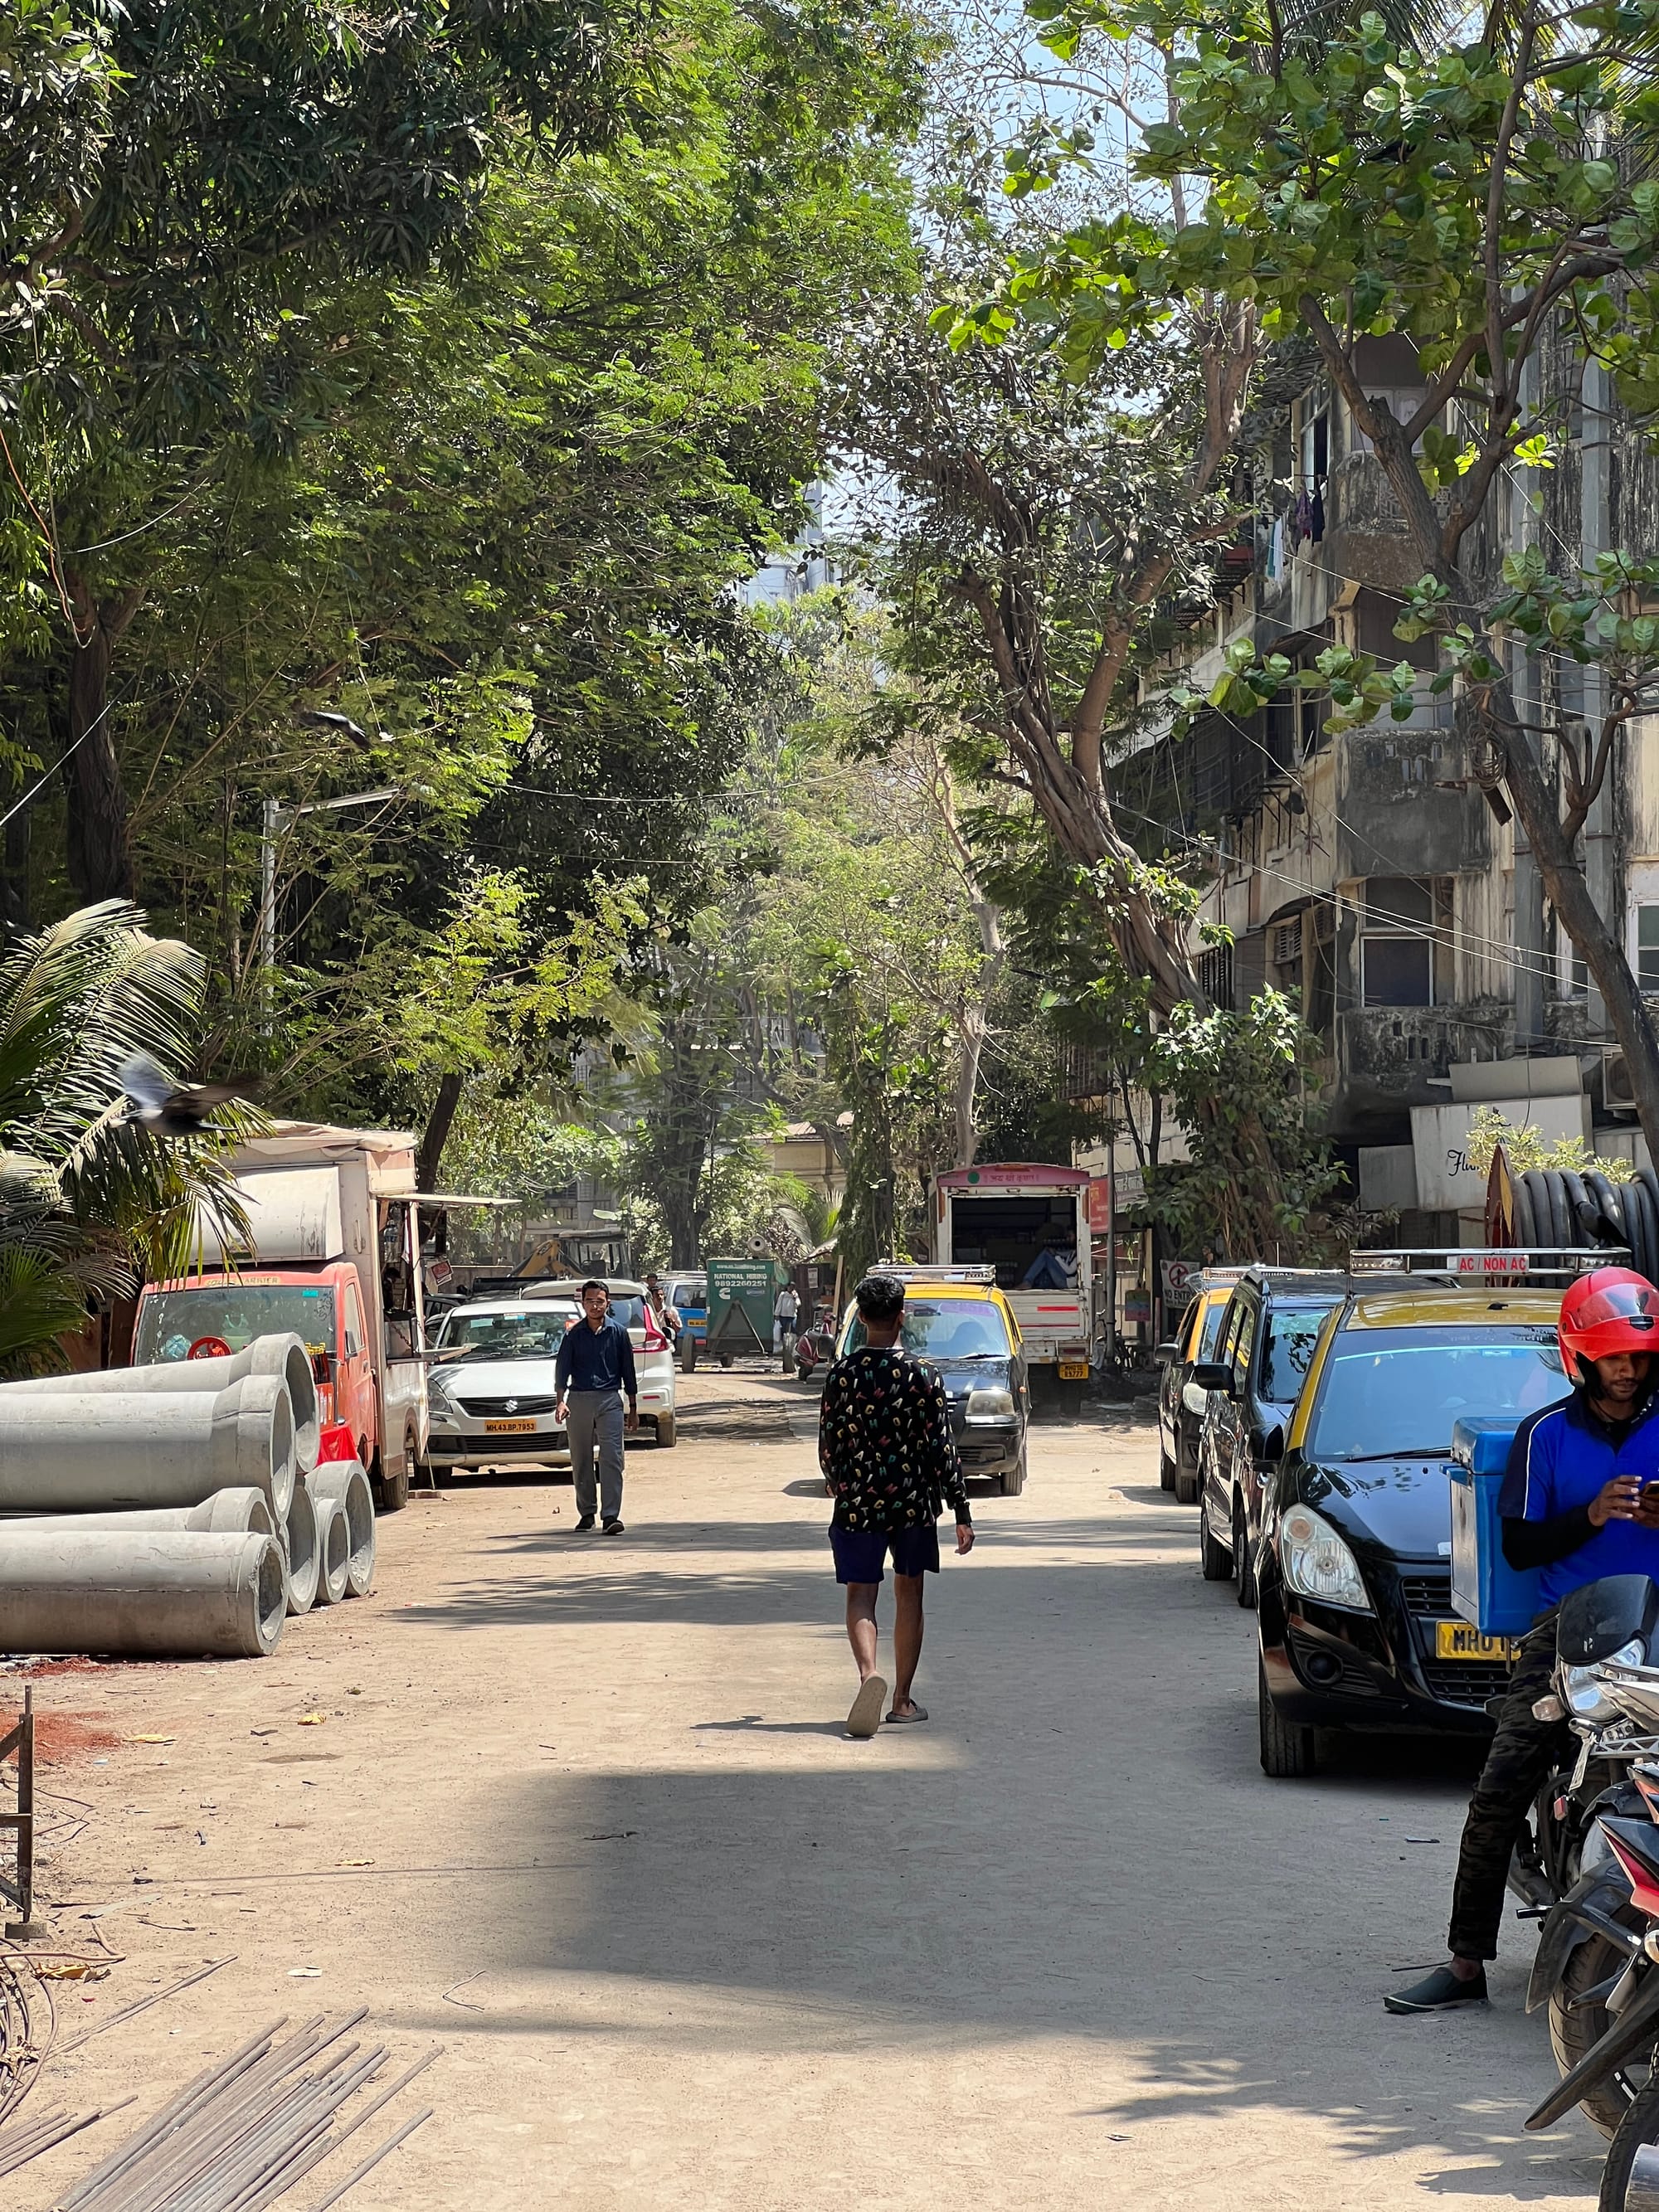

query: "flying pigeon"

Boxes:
[119, 1053, 257, 1138]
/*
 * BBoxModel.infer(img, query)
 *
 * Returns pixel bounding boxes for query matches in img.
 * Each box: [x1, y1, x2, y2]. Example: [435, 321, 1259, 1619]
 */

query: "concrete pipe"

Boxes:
[1, 1334, 319, 1472]
[0, 1530, 285, 1658]
[306, 1461, 376, 1598]
[314, 1495, 351, 1606]
[0, 1375, 295, 1519]
[0, 1489, 275, 1540]
[284, 1478, 320, 1616]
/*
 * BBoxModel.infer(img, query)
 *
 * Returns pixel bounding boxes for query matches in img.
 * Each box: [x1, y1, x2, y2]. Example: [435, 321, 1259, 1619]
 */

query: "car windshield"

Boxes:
[435, 1308, 575, 1359]
[844, 1301, 1011, 1359]
[1307, 1327, 1569, 1459]
[136, 1286, 337, 1363]
[1198, 1299, 1229, 1362]
[1259, 1305, 1334, 1403]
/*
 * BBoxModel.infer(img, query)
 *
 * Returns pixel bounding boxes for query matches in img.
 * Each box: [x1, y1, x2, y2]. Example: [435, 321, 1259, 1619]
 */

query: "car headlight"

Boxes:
[1561, 1638, 1647, 1721]
[1279, 1504, 1373, 1614]
[966, 1388, 1015, 1421]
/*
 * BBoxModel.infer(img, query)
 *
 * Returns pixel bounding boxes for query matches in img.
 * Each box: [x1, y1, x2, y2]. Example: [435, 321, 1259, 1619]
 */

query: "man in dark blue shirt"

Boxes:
[555, 1280, 639, 1534]
[1388, 1266, 1659, 2014]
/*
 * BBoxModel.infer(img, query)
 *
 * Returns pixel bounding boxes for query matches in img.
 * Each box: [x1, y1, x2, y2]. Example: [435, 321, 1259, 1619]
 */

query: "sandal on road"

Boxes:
[846, 1676, 888, 1739]
[887, 1704, 928, 1724]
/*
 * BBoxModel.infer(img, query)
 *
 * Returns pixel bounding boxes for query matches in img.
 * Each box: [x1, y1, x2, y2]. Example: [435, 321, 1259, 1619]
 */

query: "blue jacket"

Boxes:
[1498, 1391, 1659, 1607]
[555, 1316, 638, 1398]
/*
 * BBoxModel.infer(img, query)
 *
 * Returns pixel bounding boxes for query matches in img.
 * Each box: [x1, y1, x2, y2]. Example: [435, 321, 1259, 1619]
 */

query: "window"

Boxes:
[1226, 1298, 1255, 1393]
[1195, 942, 1235, 1011]
[1259, 1305, 1332, 1406]
[1641, 907, 1659, 994]
[1360, 876, 1438, 1008]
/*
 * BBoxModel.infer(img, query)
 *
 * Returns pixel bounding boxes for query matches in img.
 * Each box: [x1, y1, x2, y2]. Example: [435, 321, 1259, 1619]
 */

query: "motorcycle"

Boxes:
[1521, 1576, 1659, 2137]
[1522, 1577, 1659, 2190]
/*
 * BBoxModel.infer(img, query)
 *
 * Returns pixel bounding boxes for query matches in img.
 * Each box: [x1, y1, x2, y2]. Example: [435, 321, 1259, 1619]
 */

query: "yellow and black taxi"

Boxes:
[1155, 1271, 1241, 1504]
[1256, 1287, 1570, 1776]
[834, 1269, 1029, 1495]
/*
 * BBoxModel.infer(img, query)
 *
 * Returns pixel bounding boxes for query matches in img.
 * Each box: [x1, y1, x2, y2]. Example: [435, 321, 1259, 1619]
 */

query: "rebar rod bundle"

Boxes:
[61, 2013, 439, 2212]
[0, 2095, 134, 2177]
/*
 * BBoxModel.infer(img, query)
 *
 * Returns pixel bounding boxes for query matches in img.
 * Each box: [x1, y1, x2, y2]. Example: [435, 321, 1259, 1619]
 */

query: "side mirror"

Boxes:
[1257, 1423, 1286, 1466]
[1153, 1341, 1180, 1366]
[1190, 1362, 1233, 1396]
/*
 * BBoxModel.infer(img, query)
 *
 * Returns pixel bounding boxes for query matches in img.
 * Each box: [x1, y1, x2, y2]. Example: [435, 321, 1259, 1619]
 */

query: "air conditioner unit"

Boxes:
[1606, 1051, 1638, 1111]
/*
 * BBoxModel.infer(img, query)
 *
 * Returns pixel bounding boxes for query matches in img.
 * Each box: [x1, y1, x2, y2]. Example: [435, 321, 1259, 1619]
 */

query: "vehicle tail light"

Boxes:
[643, 1320, 667, 1352]
[315, 1383, 336, 1423]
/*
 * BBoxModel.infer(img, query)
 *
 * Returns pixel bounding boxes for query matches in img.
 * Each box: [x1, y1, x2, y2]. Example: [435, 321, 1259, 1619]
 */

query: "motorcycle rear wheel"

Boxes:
[1551, 1923, 1648, 2140]
[1599, 2073, 1659, 2208]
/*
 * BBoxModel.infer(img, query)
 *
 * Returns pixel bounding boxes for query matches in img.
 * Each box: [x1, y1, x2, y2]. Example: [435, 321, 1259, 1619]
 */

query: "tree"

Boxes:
[0, 900, 258, 1369]
[985, 0, 1659, 1156]
[2, 0, 664, 902]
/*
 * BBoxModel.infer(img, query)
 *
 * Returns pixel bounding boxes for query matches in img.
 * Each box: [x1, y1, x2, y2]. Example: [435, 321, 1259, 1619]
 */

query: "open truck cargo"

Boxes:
[134, 1122, 429, 1510]
[930, 1165, 1092, 1393]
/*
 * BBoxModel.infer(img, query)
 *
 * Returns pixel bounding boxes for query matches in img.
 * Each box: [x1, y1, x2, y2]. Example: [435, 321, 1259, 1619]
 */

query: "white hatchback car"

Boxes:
[595, 1278, 678, 1448]
[422, 1297, 577, 1477]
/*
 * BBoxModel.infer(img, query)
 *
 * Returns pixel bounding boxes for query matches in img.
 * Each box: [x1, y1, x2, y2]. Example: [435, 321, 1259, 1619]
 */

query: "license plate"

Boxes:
[1058, 1362, 1088, 1379]
[484, 1418, 538, 1435]
[1434, 1621, 1519, 1662]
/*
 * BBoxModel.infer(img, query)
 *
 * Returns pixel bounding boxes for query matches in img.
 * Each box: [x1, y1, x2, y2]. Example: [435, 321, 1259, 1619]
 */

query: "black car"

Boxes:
[1155, 1275, 1240, 1503]
[834, 1287, 1029, 1495]
[1194, 1267, 1392, 1607]
[1255, 1287, 1570, 1776]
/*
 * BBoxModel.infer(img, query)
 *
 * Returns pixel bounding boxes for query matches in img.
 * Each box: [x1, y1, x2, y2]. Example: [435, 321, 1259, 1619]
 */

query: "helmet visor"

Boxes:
[1574, 1281, 1659, 1332]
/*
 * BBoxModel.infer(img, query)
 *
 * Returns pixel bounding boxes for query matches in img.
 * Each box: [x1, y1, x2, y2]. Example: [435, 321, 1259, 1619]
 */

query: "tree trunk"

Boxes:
[416, 1072, 465, 1192]
[62, 576, 142, 903]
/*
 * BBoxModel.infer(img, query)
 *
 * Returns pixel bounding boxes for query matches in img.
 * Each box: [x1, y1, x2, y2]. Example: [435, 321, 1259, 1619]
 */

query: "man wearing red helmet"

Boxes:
[1388, 1266, 1659, 2013]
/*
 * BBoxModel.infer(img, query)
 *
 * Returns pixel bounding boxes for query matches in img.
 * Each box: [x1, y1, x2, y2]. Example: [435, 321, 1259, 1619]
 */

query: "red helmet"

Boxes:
[1559, 1266, 1659, 1384]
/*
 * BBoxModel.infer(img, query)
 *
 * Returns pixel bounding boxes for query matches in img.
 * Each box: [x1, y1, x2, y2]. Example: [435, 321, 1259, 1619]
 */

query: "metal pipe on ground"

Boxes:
[0, 1492, 275, 1540]
[305, 1463, 374, 1597]
[0, 1378, 295, 1519]
[0, 1336, 319, 1473]
[284, 1481, 319, 1616]
[313, 1498, 350, 1607]
[0, 1533, 285, 1658]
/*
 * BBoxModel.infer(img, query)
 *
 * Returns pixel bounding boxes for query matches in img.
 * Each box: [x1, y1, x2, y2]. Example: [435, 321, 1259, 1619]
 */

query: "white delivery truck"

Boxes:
[134, 1121, 430, 1510]
[930, 1164, 1093, 1402]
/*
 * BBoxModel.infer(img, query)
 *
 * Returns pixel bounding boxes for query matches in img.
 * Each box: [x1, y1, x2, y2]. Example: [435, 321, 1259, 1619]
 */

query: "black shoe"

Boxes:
[1384, 1964, 1488, 2014]
[576, 1514, 596, 1532]
[602, 1518, 625, 1535]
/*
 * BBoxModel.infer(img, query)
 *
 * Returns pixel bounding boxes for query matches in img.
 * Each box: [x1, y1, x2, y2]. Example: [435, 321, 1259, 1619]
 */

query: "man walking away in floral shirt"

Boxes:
[819, 1272, 975, 1738]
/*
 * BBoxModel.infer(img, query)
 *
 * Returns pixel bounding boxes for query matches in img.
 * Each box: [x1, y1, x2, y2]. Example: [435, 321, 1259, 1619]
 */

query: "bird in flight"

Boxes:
[119, 1053, 257, 1138]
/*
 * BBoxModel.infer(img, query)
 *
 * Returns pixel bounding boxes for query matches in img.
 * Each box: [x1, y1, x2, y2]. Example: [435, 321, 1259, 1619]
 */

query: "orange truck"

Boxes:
[133, 1121, 430, 1509]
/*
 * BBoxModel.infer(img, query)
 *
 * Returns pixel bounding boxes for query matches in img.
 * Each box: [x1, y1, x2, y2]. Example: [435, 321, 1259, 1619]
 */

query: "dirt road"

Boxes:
[7, 1371, 1606, 2208]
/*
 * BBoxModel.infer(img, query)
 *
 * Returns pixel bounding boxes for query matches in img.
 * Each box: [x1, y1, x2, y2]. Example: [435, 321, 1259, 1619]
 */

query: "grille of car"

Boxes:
[455, 1394, 560, 1417]
[1399, 1574, 1453, 1616]
[1422, 1659, 1514, 1708]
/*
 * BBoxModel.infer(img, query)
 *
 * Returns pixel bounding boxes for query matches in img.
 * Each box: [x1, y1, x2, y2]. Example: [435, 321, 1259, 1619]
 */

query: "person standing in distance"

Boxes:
[773, 1277, 800, 1354]
[1386, 1266, 1659, 2013]
[556, 1280, 639, 1534]
[819, 1272, 975, 1738]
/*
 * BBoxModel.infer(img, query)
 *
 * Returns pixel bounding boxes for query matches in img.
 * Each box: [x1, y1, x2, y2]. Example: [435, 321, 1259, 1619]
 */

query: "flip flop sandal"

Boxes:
[846, 1676, 888, 1739]
[886, 1705, 928, 1724]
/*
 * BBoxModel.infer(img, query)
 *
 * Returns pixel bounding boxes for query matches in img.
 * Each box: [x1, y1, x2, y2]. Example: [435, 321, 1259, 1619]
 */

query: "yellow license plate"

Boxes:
[1058, 1362, 1089, 1379]
[1434, 1621, 1519, 1662]
[484, 1418, 538, 1435]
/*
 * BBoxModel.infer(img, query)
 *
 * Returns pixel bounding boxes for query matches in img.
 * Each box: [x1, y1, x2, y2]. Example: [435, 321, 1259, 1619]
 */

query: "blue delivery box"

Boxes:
[1450, 1417, 1544, 1635]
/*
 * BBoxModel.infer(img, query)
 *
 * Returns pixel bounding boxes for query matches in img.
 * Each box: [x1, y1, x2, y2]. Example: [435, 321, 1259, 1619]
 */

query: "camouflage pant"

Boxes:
[1447, 1616, 1567, 1962]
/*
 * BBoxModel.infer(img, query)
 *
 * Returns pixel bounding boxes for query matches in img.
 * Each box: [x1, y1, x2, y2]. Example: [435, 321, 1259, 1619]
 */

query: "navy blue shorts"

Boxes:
[829, 1520, 941, 1584]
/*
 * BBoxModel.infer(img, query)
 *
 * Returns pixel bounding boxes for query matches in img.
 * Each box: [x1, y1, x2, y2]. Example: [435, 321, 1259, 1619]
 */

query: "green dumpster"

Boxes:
[705, 1257, 791, 1368]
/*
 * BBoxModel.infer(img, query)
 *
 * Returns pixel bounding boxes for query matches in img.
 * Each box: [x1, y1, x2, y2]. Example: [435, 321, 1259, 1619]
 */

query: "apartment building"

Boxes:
[1110, 337, 1659, 1236]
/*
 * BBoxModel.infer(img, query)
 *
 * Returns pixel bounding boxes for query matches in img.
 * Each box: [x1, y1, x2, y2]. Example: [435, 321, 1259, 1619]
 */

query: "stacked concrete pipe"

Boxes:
[306, 1461, 376, 1598]
[0, 1531, 286, 1657]
[0, 1490, 276, 1539]
[0, 1374, 296, 1517]
[284, 1479, 320, 1615]
[1, 1333, 320, 1472]
[314, 1495, 351, 1606]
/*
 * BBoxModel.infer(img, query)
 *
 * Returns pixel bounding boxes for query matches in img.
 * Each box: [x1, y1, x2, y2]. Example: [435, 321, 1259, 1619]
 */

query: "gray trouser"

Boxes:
[567, 1389, 625, 1520]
